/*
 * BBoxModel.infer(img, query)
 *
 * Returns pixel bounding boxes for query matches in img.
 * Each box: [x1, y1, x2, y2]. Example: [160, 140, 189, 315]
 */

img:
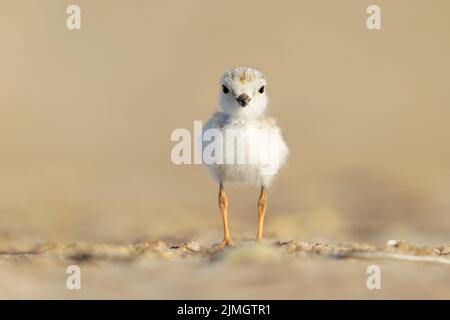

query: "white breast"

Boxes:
[202, 116, 288, 187]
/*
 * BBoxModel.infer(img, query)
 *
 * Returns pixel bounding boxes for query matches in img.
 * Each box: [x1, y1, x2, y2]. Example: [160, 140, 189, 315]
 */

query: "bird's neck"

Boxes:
[227, 107, 266, 122]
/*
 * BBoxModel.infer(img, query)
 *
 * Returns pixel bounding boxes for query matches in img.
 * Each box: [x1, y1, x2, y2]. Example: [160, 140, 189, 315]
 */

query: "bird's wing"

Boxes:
[203, 112, 229, 131]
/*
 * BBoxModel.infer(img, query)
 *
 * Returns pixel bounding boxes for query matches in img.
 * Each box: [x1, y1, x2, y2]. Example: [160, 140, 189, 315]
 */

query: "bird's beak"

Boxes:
[236, 94, 251, 107]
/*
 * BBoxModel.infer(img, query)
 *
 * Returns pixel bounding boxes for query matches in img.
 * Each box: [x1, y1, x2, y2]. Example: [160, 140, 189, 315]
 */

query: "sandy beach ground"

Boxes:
[1, 1, 450, 299]
[1, 239, 450, 299]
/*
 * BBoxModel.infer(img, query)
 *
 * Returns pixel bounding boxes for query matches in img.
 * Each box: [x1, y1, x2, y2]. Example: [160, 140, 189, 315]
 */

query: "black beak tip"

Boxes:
[236, 95, 250, 107]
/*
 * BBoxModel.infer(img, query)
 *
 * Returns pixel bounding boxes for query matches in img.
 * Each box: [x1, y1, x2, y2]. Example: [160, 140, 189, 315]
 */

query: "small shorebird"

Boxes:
[203, 66, 289, 247]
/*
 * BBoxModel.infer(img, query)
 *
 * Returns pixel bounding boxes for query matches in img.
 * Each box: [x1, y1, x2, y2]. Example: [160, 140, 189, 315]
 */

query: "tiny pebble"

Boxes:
[185, 241, 201, 252]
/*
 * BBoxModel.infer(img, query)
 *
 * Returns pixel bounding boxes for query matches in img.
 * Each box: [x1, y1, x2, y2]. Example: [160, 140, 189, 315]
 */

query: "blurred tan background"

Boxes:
[0, 1, 450, 299]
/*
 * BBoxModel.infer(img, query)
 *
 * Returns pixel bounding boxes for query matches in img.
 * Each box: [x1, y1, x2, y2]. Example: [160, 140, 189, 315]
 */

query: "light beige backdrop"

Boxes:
[0, 1, 449, 299]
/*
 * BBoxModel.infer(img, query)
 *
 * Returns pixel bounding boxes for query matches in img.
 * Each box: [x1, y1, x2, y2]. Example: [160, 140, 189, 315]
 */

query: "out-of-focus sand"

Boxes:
[1, 1, 450, 299]
[1, 239, 450, 299]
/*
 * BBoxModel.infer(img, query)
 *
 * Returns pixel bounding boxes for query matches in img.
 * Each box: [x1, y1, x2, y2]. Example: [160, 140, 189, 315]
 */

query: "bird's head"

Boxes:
[219, 66, 268, 119]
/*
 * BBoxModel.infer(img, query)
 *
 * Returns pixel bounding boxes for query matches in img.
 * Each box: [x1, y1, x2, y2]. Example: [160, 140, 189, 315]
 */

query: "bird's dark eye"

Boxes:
[258, 86, 265, 94]
[222, 85, 229, 94]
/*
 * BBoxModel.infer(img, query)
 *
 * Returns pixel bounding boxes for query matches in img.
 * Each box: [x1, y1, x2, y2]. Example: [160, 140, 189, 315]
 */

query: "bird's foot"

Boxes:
[215, 238, 234, 249]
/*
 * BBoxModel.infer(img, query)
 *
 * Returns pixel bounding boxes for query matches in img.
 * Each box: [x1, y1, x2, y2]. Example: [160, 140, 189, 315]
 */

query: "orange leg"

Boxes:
[218, 183, 233, 247]
[256, 186, 267, 241]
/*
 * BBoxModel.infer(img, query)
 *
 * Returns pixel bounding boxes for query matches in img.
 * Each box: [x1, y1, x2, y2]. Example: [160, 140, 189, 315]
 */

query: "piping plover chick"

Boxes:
[202, 66, 289, 247]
